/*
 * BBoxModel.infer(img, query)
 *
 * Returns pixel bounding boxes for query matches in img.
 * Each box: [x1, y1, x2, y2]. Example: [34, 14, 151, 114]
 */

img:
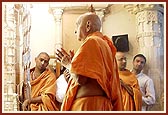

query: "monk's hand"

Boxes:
[56, 48, 72, 69]
[120, 79, 134, 96]
[69, 49, 75, 60]
[22, 99, 30, 111]
[63, 69, 71, 82]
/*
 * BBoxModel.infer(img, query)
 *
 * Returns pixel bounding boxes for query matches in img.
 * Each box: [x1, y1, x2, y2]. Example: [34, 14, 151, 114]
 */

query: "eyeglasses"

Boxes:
[117, 57, 127, 61]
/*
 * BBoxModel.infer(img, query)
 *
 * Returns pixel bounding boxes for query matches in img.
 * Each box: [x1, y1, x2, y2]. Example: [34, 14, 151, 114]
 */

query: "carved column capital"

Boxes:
[48, 7, 64, 52]
[124, 4, 164, 15]
[52, 9, 63, 22]
[49, 8, 63, 22]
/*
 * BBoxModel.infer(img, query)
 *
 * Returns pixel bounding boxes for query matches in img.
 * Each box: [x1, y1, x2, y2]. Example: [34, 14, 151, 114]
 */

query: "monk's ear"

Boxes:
[35, 57, 37, 62]
[86, 20, 91, 32]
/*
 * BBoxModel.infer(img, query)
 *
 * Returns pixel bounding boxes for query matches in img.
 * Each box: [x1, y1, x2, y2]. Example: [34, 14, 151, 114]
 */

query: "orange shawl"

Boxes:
[30, 68, 58, 111]
[61, 31, 123, 111]
[118, 69, 142, 111]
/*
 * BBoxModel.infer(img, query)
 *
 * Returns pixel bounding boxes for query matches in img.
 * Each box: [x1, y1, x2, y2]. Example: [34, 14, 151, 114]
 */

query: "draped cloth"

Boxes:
[61, 31, 123, 111]
[118, 69, 142, 111]
[30, 68, 58, 111]
[70, 96, 113, 111]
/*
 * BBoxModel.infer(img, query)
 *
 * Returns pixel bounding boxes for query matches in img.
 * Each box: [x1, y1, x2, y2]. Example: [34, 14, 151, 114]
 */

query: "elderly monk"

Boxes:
[56, 12, 123, 111]
[116, 52, 142, 111]
[22, 52, 58, 111]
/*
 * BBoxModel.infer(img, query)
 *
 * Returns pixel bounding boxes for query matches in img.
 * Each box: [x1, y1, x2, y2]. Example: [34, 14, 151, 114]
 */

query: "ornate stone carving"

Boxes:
[125, 4, 165, 111]
[124, 4, 164, 15]
[52, 9, 63, 22]
[49, 4, 111, 15]
[136, 11, 157, 24]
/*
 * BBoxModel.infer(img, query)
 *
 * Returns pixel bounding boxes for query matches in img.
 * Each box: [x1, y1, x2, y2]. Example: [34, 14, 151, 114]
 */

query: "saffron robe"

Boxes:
[118, 69, 142, 111]
[61, 31, 123, 111]
[30, 68, 58, 111]
[70, 96, 113, 111]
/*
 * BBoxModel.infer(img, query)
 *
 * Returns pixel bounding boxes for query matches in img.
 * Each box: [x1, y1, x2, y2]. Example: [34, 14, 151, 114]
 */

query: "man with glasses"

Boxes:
[116, 52, 142, 111]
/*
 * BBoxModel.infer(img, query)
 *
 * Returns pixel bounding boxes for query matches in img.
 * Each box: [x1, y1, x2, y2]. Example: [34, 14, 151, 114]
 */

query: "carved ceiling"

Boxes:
[48, 3, 112, 14]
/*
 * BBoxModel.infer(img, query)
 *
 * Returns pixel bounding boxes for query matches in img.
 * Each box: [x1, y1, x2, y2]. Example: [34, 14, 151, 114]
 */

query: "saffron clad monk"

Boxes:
[22, 52, 59, 111]
[56, 12, 123, 111]
[116, 52, 142, 111]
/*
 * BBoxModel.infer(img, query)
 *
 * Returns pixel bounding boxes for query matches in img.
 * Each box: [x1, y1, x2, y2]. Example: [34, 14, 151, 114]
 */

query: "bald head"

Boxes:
[75, 12, 101, 41]
[35, 52, 50, 73]
[81, 13, 101, 32]
[37, 52, 50, 59]
[116, 52, 127, 71]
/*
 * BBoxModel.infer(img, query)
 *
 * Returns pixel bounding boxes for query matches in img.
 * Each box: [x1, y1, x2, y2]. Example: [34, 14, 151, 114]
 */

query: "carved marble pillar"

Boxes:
[52, 9, 63, 52]
[49, 8, 63, 78]
[124, 4, 164, 110]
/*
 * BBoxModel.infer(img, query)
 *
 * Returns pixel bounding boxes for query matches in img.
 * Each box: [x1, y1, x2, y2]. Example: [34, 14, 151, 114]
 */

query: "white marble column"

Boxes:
[124, 4, 164, 110]
[52, 9, 63, 53]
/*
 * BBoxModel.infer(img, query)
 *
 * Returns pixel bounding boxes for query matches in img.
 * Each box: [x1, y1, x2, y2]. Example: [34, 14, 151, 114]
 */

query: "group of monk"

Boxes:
[22, 12, 155, 111]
